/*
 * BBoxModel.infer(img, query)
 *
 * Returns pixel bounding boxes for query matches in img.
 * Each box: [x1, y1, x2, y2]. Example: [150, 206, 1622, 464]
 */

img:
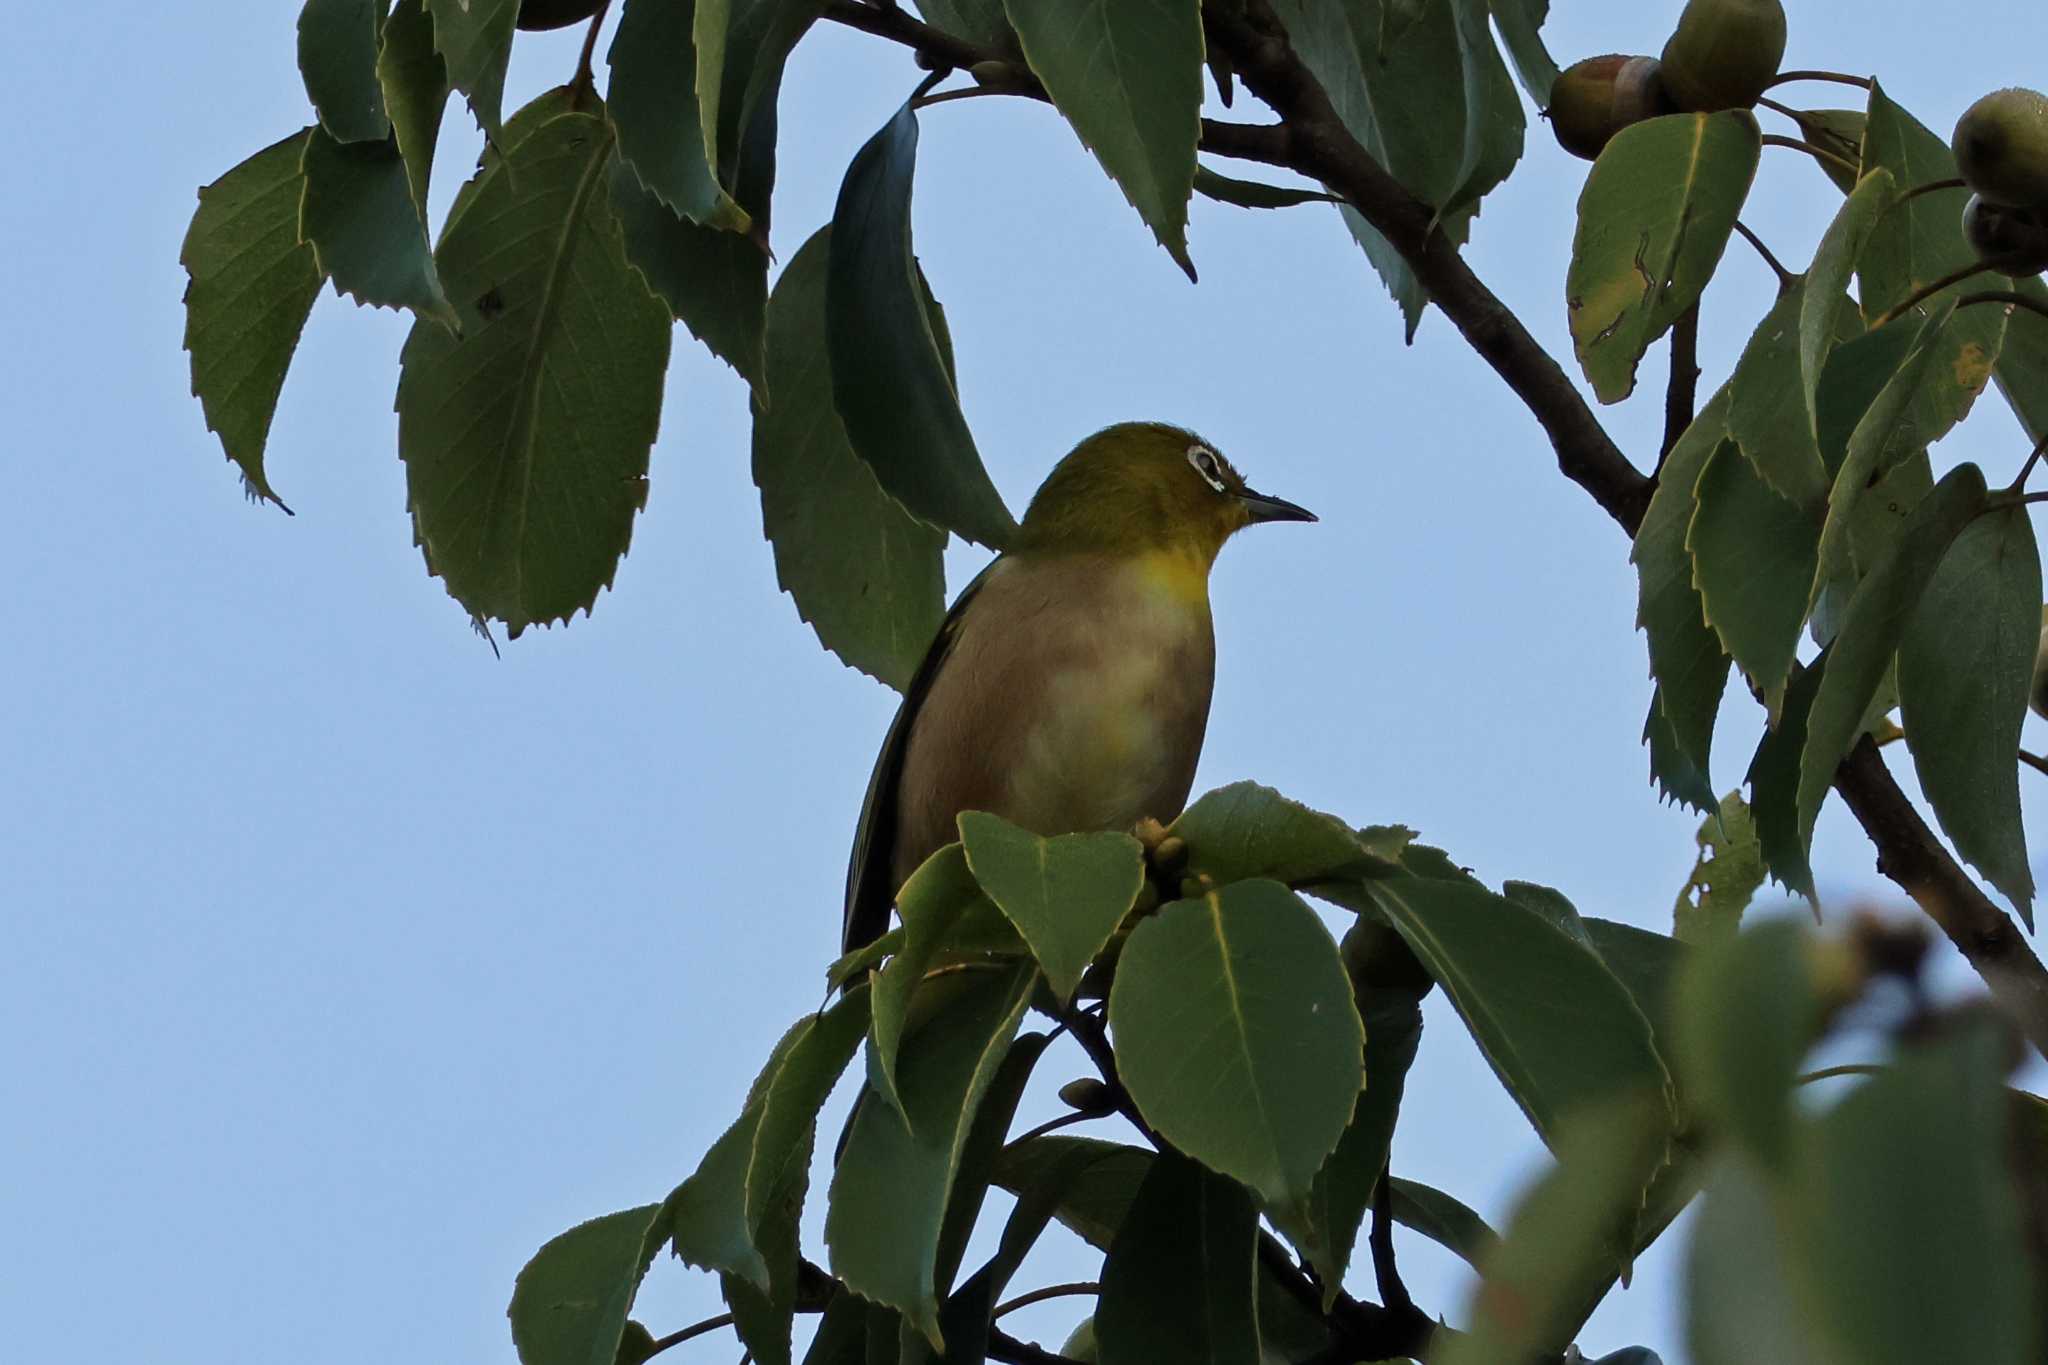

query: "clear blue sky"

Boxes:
[5, 3, 2044, 1362]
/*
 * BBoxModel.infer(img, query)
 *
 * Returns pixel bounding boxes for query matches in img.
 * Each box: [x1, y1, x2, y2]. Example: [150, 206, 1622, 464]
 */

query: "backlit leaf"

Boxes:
[608, 0, 750, 230]
[1670, 792, 1763, 947]
[377, 0, 450, 219]
[299, 128, 459, 325]
[425, 0, 518, 139]
[298, 0, 389, 143]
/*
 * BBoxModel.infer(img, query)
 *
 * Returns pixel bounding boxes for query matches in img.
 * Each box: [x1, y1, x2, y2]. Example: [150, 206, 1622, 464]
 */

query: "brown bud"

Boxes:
[1057, 1077, 1116, 1115]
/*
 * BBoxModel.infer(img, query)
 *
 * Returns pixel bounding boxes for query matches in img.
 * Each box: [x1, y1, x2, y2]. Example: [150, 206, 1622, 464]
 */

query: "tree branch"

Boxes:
[988, 1327, 1084, 1365]
[1661, 303, 1701, 469]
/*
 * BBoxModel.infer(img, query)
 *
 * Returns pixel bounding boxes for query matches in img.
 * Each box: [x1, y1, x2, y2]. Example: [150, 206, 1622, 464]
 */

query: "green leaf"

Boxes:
[1358, 874, 1673, 1145]
[1270, 0, 1523, 339]
[1388, 1177, 1498, 1271]
[1436, 1092, 1674, 1365]
[180, 130, 325, 511]
[299, 128, 459, 326]
[1502, 880, 1594, 947]
[993, 1135, 1153, 1251]
[719, 1129, 811, 1365]
[615, 163, 770, 389]
[957, 812, 1144, 1003]
[750, 227, 945, 688]
[1743, 650, 1825, 903]
[1799, 1025, 2038, 1364]
[712, 0, 822, 189]
[1632, 388, 1733, 812]
[396, 109, 672, 636]
[1900, 505, 2039, 919]
[1671, 919, 1817, 1170]
[1568, 113, 1759, 403]
[1796, 464, 1989, 847]
[1728, 281, 1830, 511]
[607, 0, 750, 231]
[931, 1030, 1050, 1310]
[1003, 0, 1202, 277]
[377, 0, 450, 219]
[667, 988, 870, 1291]
[1670, 792, 1763, 946]
[1786, 108, 1865, 194]
[1095, 1152, 1260, 1365]
[425, 0, 518, 140]
[1109, 880, 1363, 1205]
[799, 1293, 869, 1365]
[1814, 318, 1922, 476]
[826, 963, 1036, 1349]
[299, 0, 389, 143]
[1192, 165, 1338, 210]
[509, 1205, 666, 1365]
[1487, 0, 1557, 107]
[1168, 781, 1397, 888]
[1688, 438, 1817, 716]
[829, 103, 1017, 549]
[912, 0, 1018, 53]
[1581, 918, 1685, 1046]
[1800, 170, 1895, 415]
[1684, 1156, 1818, 1365]
[1993, 274, 2048, 442]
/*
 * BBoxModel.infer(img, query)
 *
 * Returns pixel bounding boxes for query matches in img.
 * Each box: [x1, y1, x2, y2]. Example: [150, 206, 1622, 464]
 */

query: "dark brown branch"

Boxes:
[1766, 69, 1875, 91]
[571, 0, 615, 99]
[1369, 1172, 1413, 1315]
[988, 1327, 1084, 1365]
[994, 1282, 1100, 1318]
[1660, 303, 1701, 471]
[2022, 750, 2048, 780]
[1869, 261, 1997, 329]
[1732, 221, 1796, 289]
[642, 1312, 735, 1360]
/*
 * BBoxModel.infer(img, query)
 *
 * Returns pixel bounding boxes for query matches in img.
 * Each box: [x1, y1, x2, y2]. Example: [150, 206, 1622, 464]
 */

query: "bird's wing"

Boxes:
[841, 563, 997, 954]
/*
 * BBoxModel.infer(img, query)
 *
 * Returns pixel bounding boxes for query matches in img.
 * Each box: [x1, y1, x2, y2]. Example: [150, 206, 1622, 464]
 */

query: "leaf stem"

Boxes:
[2022, 750, 2048, 779]
[571, 0, 616, 102]
[1958, 288, 2048, 329]
[1009, 1109, 1096, 1147]
[1796, 1063, 1885, 1085]
[641, 1312, 736, 1361]
[1760, 133, 1860, 178]
[993, 1282, 1101, 1319]
[1866, 261, 1997, 330]
[2006, 431, 2048, 495]
[1731, 220, 1796, 290]
[1765, 69, 1875, 92]
[912, 85, 1010, 109]
[1894, 176, 1968, 208]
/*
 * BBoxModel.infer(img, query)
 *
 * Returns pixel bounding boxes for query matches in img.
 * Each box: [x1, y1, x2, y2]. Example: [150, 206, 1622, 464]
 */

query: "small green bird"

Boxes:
[842, 421, 1316, 951]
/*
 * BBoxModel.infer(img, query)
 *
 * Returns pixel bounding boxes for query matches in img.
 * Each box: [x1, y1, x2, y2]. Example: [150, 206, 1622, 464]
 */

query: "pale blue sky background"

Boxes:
[6, 3, 2046, 1362]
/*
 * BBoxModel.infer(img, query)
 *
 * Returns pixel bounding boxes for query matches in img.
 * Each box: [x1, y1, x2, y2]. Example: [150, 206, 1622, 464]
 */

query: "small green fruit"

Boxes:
[1547, 54, 1674, 160]
[1963, 195, 2048, 277]
[1954, 88, 2048, 208]
[2032, 605, 2048, 721]
[1659, 0, 1787, 112]
[517, 0, 600, 31]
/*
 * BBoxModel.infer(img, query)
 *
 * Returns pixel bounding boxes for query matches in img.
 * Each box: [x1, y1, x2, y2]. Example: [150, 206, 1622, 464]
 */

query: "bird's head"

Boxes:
[1014, 422, 1315, 563]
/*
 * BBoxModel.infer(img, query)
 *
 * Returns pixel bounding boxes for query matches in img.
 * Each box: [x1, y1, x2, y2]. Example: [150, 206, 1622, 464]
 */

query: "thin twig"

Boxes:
[1797, 1063, 1886, 1085]
[1959, 289, 2048, 329]
[1761, 132, 1860, 178]
[1009, 1109, 1096, 1147]
[2018, 492, 2048, 506]
[1731, 221, 1797, 291]
[1868, 261, 1998, 329]
[1766, 69, 1875, 91]
[2022, 750, 2048, 780]
[642, 1313, 735, 1361]
[1756, 94, 1801, 120]
[994, 1282, 1101, 1319]
[912, 84, 1013, 108]
[1660, 305, 1700, 473]
[1894, 176, 1968, 208]
[1369, 1172, 1413, 1315]
[571, 0, 615, 99]
[2007, 431, 2048, 495]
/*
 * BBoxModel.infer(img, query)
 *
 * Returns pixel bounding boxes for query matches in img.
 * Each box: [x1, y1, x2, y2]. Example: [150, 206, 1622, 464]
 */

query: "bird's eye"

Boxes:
[1186, 444, 1227, 493]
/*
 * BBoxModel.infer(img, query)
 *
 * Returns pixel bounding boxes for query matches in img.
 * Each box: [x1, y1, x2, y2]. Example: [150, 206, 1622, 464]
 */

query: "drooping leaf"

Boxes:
[1436, 1092, 1674, 1365]
[396, 108, 672, 636]
[1800, 170, 1895, 413]
[711, 0, 823, 190]
[957, 812, 1144, 1002]
[299, 0, 389, 143]
[1167, 780, 1395, 888]
[1670, 792, 1763, 947]
[615, 165, 770, 389]
[719, 1127, 811, 1365]
[299, 128, 459, 325]
[607, 0, 750, 231]
[425, 0, 519, 139]
[377, 0, 450, 219]
[1568, 112, 1759, 403]
[1671, 919, 1817, 1171]
[1109, 880, 1363, 1205]
[1796, 464, 1989, 849]
[1688, 439, 1817, 716]
[509, 1205, 666, 1365]
[1786, 107, 1865, 194]
[1728, 280, 1830, 511]
[1354, 874, 1673, 1146]
[1388, 1177, 1499, 1270]
[1632, 390, 1733, 812]
[1899, 505, 2039, 919]
[1003, 0, 1203, 278]
[1095, 1152, 1261, 1365]
[1582, 918, 1685, 1046]
[1192, 165, 1338, 210]
[666, 988, 870, 1292]
[750, 227, 945, 688]
[180, 130, 325, 511]
[1487, 0, 1557, 107]
[1993, 274, 2048, 441]
[826, 963, 1036, 1349]
[829, 103, 1017, 549]
[1743, 652, 1825, 904]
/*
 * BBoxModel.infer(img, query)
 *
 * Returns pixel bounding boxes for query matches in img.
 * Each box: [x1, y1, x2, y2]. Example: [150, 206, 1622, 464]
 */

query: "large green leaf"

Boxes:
[1670, 792, 1763, 947]
[711, 0, 822, 190]
[828, 103, 1017, 549]
[1671, 920, 1817, 1171]
[299, 128, 458, 326]
[396, 109, 671, 636]
[1632, 388, 1735, 814]
[298, 0, 389, 143]
[1095, 1152, 1260, 1365]
[1568, 113, 1759, 403]
[666, 988, 870, 1292]
[377, 0, 449, 219]
[957, 812, 1144, 1003]
[180, 130, 325, 511]
[607, 0, 750, 231]
[750, 227, 945, 689]
[826, 964, 1036, 1349]
[1728, 281, 1830, 511]
[1743, 652, 1824, 903]
[1270, 0, 1523, 338]
[425, 0, 518, 139]
[1436, 1092, 1674, 1365]
[509, 1204, 666, 1365]
[614, 166, 769, 389]
[992, 1135, 1152, 1251]
[1166, 780, 1398, 888]
[1688, 439, 1817, 717]
[1388, 1177, 1499, 1271]
[1800, 170, 1895, 415]
[1109, 880, 1362, 1205]
[1993, 274, 2048, 441]
[1582, 918, 1685, 1045]
[1357, 874, 1673, 1145]
[1487, 0, 1556, 107]
[719, 1131, 810, 1365]
[1796, 464, 1988, 847]
[1003, 0, 1202, 278]
[1900, 505, 2039, 919]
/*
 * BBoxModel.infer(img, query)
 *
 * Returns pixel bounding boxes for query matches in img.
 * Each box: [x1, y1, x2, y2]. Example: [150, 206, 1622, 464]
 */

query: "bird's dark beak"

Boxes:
[1238, 487, 1317, 524]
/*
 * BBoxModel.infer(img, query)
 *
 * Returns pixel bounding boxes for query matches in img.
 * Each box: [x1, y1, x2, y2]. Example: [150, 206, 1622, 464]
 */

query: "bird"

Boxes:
[842, 420, 1316, 953]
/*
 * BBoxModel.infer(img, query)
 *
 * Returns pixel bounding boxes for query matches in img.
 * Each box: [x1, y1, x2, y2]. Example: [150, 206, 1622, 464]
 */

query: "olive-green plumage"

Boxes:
[842, 421, 1314, 951]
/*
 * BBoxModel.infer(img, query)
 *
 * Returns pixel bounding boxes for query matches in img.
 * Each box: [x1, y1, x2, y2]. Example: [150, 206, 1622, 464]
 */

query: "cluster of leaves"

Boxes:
[509, 784, 2042, 1365]
[1578, 89, 2047, 924]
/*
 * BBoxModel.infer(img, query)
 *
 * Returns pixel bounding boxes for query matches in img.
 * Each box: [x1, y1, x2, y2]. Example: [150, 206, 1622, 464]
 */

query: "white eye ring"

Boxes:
[1186, 444, 1227, 493]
